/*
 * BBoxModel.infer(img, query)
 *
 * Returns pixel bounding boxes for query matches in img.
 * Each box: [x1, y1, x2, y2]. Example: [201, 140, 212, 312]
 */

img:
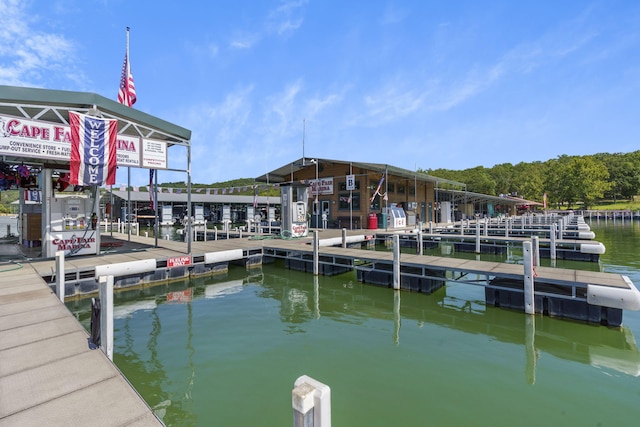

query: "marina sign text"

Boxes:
[0, 114, 165, 168]
[309, 177, 334, 195]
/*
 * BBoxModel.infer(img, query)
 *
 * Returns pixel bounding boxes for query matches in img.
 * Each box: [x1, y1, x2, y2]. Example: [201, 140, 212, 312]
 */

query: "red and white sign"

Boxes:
[309, 177, 334, 195]
[291, 222, 308, 237]
[167, 255, 192, 268]
[0, 114, 141, 167]
[47, 231, 98, 256]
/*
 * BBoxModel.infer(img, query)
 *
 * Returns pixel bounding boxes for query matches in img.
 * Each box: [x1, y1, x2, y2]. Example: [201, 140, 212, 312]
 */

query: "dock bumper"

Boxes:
[587, 276, 640, 311]
[580, 242, 606, 255]
[95, 259, 156, 278]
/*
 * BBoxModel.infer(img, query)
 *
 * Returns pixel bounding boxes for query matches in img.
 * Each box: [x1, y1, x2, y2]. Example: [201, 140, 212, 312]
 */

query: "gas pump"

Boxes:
[45, 186, 100, 257]
[280, 182, 310, 237]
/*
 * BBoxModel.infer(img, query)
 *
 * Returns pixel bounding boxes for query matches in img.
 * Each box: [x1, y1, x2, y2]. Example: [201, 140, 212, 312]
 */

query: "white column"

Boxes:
[523, 241, 535, 315]
[99, 275, 114, 360]
[55, 251, 65, 302]
[393, 235, 400, 290]
[313, 230, 319, 276]
[292, 375, 331, 427]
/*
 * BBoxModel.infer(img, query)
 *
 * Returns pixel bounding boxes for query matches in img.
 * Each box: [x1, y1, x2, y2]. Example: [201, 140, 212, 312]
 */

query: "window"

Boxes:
[339, 192, 360, 210]
[397, 184, 405, 194]
[387, 183, 395, 193]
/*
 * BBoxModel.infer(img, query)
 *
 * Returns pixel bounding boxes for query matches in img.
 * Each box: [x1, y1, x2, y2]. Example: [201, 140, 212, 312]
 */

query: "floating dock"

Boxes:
[0, 259, 163, 426]
[3, 222, 640, 424]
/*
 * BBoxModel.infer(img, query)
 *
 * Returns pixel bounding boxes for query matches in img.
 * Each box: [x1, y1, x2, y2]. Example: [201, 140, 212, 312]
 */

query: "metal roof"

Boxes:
[255, 157, 466, 188]
[107, 190, 280, 205]
[443, 189, 541, 206]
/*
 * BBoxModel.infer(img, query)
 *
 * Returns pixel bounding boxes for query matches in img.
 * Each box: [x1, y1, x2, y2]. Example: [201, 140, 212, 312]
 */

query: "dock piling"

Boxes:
[292, 375, 331, 427]
[55, 251, 65, 302]
[523, 241, 535, 315]
[475, 221, 481, 253]
[98, 275, 114, 360]
[531, 236, 540, 267]
[393, 235, 400, 290]
[550, 224, 557, 260]
[313, 231, 319, 276]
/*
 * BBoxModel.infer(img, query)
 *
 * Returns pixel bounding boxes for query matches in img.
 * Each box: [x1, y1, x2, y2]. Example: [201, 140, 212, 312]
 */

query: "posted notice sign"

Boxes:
[141, 138, 168, 169]
[167, 255, 192, 268]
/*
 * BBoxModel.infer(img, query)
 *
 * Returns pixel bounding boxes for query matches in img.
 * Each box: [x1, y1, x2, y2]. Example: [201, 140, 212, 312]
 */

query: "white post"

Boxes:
[341, 228, 347, 248]
[99, 275, 114, 360]
[475, 221, 481, 253]
[484, 218, 489, 237]
[313, 230, 319, 276]
[55, 251, 65, 302]
[417, 228, 423, 256]
[204, 221, 208, 241]
[393, 235, 400, 290]
[429, 221, 433, 234]
[505, 218, 509, 238]
[550, 224, 557, 260]
[293, 376, 331, 427]
[523, 241, 535, 315]
[531, 236, 540, 267]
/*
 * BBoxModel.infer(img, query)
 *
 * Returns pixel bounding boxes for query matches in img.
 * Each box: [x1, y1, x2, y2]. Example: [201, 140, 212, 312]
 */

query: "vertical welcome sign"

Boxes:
[69, 111, 118, 186]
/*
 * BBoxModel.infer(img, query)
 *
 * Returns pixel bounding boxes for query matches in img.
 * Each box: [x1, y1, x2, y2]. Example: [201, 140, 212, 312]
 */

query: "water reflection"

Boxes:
[68, 265, 640, 383]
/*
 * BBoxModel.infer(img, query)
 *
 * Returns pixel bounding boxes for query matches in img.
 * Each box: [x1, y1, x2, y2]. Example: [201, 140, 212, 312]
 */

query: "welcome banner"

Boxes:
[69, 111, 118, 186]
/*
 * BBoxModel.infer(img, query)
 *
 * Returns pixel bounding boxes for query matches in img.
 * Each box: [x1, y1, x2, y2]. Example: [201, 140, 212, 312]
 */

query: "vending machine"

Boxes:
[280, 182, 310, 237]
[45, 192, 100, 257]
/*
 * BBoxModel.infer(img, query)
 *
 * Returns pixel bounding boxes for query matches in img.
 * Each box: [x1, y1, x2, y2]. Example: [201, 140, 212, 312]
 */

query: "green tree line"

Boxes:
[424, 150, 640, 209]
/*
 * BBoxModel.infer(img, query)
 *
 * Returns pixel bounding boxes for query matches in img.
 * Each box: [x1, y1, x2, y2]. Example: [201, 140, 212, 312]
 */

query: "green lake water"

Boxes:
[67, 220, 640, 426]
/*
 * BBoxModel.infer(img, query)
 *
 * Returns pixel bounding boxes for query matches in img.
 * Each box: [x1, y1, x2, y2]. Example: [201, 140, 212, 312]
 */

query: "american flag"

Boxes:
[117, 53, 136, 107]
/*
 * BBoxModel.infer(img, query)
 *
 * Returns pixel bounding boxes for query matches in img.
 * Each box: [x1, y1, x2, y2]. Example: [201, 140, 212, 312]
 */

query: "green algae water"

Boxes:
[67, 220, 640, 426]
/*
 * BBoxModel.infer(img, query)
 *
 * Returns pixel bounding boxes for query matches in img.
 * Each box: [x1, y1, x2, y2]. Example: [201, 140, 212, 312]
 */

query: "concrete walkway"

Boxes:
[0, 260, 163, 426]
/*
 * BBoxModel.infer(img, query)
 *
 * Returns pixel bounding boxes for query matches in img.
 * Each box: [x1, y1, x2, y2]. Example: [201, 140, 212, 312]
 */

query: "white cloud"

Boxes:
[0, 0, 81, 87]
[267, 0, 307, 35]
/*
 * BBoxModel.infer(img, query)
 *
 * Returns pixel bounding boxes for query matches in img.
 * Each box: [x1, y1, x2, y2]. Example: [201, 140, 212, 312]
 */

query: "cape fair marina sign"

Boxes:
[0, 113, 167, 169]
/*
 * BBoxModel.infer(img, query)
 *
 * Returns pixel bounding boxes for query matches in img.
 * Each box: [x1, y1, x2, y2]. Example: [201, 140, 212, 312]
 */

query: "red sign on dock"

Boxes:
[167, 255, 192, 268]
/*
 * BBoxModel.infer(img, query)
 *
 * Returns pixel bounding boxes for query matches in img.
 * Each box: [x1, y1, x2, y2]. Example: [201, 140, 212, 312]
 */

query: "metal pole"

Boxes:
[315, 161, 319, 229]
[187, 143, 192, 254]
[154, 169, 158, 247]
[127, 167, 131, 240]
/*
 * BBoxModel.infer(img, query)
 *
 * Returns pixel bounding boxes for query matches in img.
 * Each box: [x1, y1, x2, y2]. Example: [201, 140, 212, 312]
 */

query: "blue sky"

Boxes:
[1, 0, 639, 186]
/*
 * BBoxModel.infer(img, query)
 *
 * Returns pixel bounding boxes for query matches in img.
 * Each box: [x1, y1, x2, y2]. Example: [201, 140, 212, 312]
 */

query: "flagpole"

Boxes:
[125, 26, 132, 241]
